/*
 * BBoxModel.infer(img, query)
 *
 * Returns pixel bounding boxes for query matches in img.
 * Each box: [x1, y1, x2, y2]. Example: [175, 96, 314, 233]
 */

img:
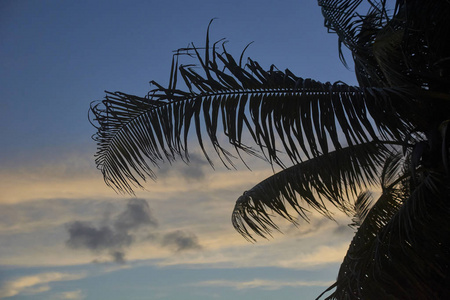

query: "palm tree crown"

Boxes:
[89, 1, 450, 299]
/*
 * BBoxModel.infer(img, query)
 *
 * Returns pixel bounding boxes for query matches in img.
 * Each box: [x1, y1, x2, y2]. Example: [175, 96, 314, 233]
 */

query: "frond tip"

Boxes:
[349, 191, 373, 230]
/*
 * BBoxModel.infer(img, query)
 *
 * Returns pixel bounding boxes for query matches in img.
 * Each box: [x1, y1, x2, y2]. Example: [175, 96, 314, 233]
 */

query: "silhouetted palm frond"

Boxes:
[90, 1, 450, 299]
[231, 142, 391, 241]
[89, 24, 415, 193]
[319, 154, 450, 300]
[317, 0, 395, 67]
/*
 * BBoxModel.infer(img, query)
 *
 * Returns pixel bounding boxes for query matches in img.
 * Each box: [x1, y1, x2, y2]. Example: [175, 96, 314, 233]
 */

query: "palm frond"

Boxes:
[318, 0, 364, 49]
[379, 149, 404, 188]
[398, 1, 450, 93]
[231, 142, 391, 241]
[89, 29, 414, 193]
[88, 2, 450, 298]
[318, 151, 407, 299]
[319, 0, 450, 94]
[317, 0, 394, 65]
[320, 156, 450, 300]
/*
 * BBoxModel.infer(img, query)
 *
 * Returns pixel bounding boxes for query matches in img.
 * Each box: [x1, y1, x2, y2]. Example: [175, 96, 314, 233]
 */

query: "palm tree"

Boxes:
[89, 1, 450, 299]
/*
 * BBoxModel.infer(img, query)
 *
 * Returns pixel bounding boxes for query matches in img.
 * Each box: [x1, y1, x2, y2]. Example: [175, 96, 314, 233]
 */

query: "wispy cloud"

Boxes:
[0, 272, 85, 298]
[0, 148, 113, 204]
[1, 147, 353, 270]
[157, 153, 209, 182]
[276, 243, 351, 269]
[52, 289, 86, 300]
[0, 145, 275, 205]
[192, 279, 333, 290]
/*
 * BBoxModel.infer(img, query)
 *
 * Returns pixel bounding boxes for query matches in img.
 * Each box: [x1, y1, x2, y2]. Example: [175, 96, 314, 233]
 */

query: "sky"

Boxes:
[0, 1, 360, 299]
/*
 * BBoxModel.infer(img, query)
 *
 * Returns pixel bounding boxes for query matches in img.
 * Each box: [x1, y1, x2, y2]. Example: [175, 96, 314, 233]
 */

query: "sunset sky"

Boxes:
[0, 1, 360, 299]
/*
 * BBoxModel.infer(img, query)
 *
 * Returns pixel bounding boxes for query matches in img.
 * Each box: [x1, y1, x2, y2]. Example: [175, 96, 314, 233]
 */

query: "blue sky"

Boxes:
[0, 1, 359, 299]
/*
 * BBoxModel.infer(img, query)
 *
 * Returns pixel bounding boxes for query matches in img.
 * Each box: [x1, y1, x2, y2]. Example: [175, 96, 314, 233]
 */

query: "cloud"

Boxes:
[65, 199, 156, 263]
[0, 198, 111, 234]
[52, 289, 86, 300]
[65, 199, 201, 263]
[161, 230, 202, 252]
[66, 221, 132, 251]
[0, 272, 85, 298]
[157, 153, 209, 182]
[154, 227, 351, 270]
[192, 279, 333, 290]
[333, 224, 353, 235]
[110, 251, 126, 264]
[285, 216, 332, 237]
[114, 199, 158, 232]
[274, 243, 350, 269]
[178, 153, 209, 181]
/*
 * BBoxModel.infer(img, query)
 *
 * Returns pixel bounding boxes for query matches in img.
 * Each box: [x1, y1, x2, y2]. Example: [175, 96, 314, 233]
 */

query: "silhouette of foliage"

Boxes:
[90, 1, 450, 299]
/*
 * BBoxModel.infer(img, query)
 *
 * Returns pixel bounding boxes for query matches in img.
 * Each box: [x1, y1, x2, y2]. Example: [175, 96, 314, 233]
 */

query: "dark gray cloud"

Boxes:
[65, 199, 202, 264]
[65, 198, 156, 263]
[66, 221, 132, 250]
[110, 250, 126, 264]
[161, 230, 202, 252]
[114, 198, 157, 232]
